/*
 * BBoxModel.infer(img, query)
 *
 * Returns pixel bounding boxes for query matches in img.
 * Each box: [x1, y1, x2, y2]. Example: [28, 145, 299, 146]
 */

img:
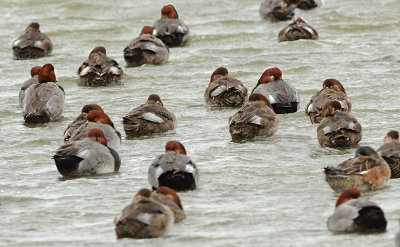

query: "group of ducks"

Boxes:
[12, 1, 400, 242]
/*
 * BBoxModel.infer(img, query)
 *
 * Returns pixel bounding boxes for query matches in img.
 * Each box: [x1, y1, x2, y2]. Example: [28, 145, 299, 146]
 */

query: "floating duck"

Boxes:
[204, 67, 248, 107]
[19, 66, 41, 107]
[306, 79, 351, 124]
[377, 130, 400, 179]
[151, 186, 186, 223]
[324, 146, 391, 192]
[77, 46, 123, 86]
[327, 188, 387, 233]
[12, 22, 53, 59]
[123, 94, 177, 137]
[22, 64, 65, 123]
[148, 141, 198, 191]
[259, 0, 295, 21]
[278, 17, 318, 42]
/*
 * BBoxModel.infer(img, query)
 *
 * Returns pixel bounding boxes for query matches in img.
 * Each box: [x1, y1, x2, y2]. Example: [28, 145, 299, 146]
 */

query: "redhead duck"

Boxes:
[229, 93, 278, 141]
[22, 64, 65, 123]
[123, 94, 177, 137]
[259, 0, 295, 21]
[153, 5, 189, 47]
[124, 26, 169, 67]
[306, 79, 352, 124]
[63, 104, 104, 142]
[278, 17, 318, 42]
[77, 46, 123, 86]
[53, 128, 120, 177]
[204, 67, 248, 107]
[12, 22, 53, 59]
[67, 110, 121, 151]
[115, 188, 174, 239]
[148, 141, 198, 192]
[377, 130, 400, 179]
[151, 186, 186, 223]
[317, 101, 361, 148]
[324, 146, 391, 192]
[327, 188, 387, 233]
[284, 0, 318, 10]
[251, 67, 300, 114]
[19, 66, 41, 107]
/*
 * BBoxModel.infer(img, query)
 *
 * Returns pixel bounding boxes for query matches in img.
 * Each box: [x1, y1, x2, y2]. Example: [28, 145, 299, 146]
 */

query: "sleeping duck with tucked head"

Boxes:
[376, 130, 400, 179]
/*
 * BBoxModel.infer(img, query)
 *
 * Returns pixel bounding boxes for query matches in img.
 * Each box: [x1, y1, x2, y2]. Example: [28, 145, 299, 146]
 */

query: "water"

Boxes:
[1, 0, 400, 246]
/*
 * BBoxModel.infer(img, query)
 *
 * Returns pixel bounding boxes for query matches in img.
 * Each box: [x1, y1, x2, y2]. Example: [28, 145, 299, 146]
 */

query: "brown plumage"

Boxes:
[306, 79, 352, 124]
[377, 130, 400, 179]
[259, 0, 295, 21]
[317, 101, 361, 148]
[204, 67, 248, 107]
[150, 187, 186, 223]
[284, 0, 318, 10]
[324, 146, 391, 192]
[229, 93, 278, 141]
[77, 46, 123, 86]
[123, 94, 177, 137]
[12, 22, 53, 59]
[278, 17, 318, 42]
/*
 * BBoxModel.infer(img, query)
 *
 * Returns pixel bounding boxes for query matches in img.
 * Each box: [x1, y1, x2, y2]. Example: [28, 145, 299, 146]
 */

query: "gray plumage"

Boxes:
[63, 112, 89, 142]
[252, 80, 300, 106]
[19, 75, 39, 107]
[204, 77, 248, 107]
[153, 17, 189, 46]
[124, 34, 169, 67]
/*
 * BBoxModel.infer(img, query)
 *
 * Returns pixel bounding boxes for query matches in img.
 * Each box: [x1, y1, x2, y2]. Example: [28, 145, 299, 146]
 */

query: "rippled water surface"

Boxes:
[1, 0, 400, 246]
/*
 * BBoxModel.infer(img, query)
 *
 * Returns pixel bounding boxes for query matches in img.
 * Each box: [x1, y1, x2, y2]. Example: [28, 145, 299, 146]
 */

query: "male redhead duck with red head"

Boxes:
[54, 128, 121, 177]
[19, 66, 42, 107]
[123, 94, 177, 137]
[152, 5, 189, 46]
[327, 188, 387, 233]
[148, 141, 198, 192]
[306, 78, 352, 124]
[324, 146, 391, 192]
[12, 22, 53, 59]
[124, 26, 169, 67]
[66, 110, 122, 151]
[278, 17, 318, 42]
[377, 130, 400, 179]
[204, 67, 248, 107]
[251, 67, 300, 114]
[22, 64, 65, 123]
[316, 101, 361, 148]
[229, 93, 278, 141]
[77, 46, 123, 86]
[259, 0, 295, 21]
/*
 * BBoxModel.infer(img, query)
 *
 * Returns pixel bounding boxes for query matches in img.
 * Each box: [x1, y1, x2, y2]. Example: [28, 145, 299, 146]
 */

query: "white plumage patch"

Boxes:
[249, 116, 262, 126]
[268, 95, 277, 104]
[184, 164, 195, 174]
[211, 85, 227, 97]
[303, 26, 314, 35]
[347, 123, 355, 130]
[307, 104, 314, 113]
[177, 25, 186, 33]
[237, 85, 244, 92]
[110, 66, 120, 75]
[323, 126, 332, 134]
[136, 213, 151, 225]
[34, 40, 43, 48]
[155, 166, 165, 178]
[141, 112, 164, 123]
[13, 40, 21, 47]
[153, 29, 158, 36]
[77, 149, 91, 159]
[79, 67, 91, 76]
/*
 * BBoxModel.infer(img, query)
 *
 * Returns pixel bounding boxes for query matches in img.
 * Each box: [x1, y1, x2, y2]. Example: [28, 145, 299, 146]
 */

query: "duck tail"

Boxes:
[24, 112, 50, 123]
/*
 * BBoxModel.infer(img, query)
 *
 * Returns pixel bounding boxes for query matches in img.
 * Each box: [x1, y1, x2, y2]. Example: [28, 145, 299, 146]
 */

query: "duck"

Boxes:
[317, 101, 361, 148]
[306, 79, 352, 124]
[67, 110, 122, 151]
[19, 66, 42, 107]
[327, 188, 387, 233]
[114, 188, 174, 239]
[153, 5, 189, 47]
[259, 0, 295, 21]
[376, 130, 400, 179]
[251, 67, 300, 114]
[123, 94, 177, 137]
[124, 26, 169, 67]
[204, 67, 248, 107]
[12, 22, 53, 59]
[284, 0, 318, 10]
[278, 17, 318, 42]
[229, 93, 278, 141]
[77, 46, 123, 86]
[53, 128, 120, 177]
[324, 146, 391, 192]
[63, 104, 104, 142]
[148, 141, 198, 192]
[22, 64, 65, 123]
[151, 186, 186, 223]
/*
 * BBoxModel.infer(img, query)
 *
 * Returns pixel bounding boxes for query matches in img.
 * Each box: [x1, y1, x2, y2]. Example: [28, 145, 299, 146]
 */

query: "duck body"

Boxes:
[153, 17, 189, 47]
[324, 147, 391, 192]
[149, 151, 198, 191]
[124, 33, 169, 67]
[278, 17, 318, 42]
[19, 75, 39, 107]
[12, 23, 53, 59]
[259, 0, 295, 21]
[205, 77, 248, 107]
[150, 187, 186, 223]
[53, 137, 120, 177]
[377, 131, 400, 179]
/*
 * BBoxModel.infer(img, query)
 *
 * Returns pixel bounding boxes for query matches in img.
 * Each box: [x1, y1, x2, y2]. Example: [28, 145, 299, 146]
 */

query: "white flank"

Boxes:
[348, 123, 355, 130]
[153, 29, 158, 36]
[155, 166, 165, 178]
[268, 95, 277, 104]
[249, 116, 262, 126]
[34, 40, 42, 48]
[79, 66, 91, 76]
[177, 25, 185, 33]
[307, 104, 313, 113]
[184, 164, 195, 174]
[303, 26, 314, 35]
[77, 149, 91, 159]
[110, 66, 120, 75]
[211, 85, 227, 97]
[13, 40, 21, 47]
[136, 213, 151, 225]
[141, 112, 164, 123]
[323, 126, 332, 134]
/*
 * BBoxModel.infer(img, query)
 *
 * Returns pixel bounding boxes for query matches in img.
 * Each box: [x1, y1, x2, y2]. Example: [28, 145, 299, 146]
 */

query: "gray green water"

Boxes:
[1, 0, 400, 246]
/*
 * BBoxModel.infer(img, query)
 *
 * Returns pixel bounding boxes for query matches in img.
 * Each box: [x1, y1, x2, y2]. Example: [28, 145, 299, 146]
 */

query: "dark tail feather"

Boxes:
[53, 155, 83, 177]
[354, 206, 387, 233]
[158, 171, 196, 191]
[24, 112, 50, 123]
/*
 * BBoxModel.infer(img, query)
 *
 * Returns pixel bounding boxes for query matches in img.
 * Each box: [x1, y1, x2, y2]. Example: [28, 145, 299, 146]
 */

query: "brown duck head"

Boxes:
[322, 79, 346, 93]
[88, 46, 107, 59]
[140, 26, 154, 36]
[87, 110, 115, 128]
[161, 5, 179, 19]
[249, 93, 272, 108]
[154, 186, 183, 209]
[38, 64, 56, 83]
[30, 66, 42, 77]
[335, 188, 361, 207]
[321, 101, 341, 118]
[256, 67, 283, 88]
[147, 94, 164, 107]
[26, 22, 40, 33]
[165, 141, 186, 155]
[210, 67, 229, 83]
[81, 104, 104, 114]
[133, 188, 152, 204]
[88, 128, 108, 146]
[383, 130, 399, 144]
